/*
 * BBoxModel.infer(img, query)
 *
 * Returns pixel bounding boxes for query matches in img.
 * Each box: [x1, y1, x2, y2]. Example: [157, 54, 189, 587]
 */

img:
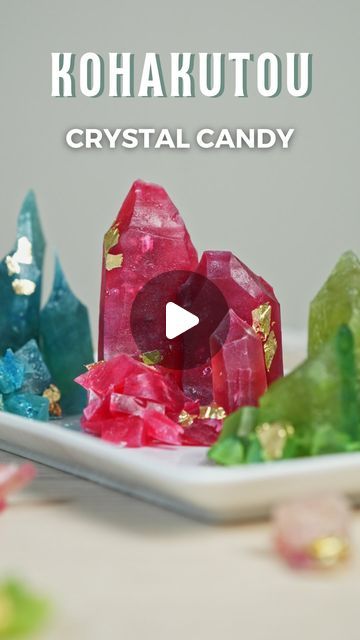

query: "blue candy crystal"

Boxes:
[0, 192, 45, 353]
[40, 258, 93, 415]
[16, 339, 51, 395]
[4, 393, 49, 421]
[0, 349, 25, 394]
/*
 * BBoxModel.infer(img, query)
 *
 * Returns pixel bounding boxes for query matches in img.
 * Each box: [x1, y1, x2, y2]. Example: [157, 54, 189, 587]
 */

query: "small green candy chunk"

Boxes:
[309, 251, 360, 382]
[4, 393, 49, 421]
[0, 579, 49, 637]
[208, 435, 245, 465]
[40, 257, 93, 415]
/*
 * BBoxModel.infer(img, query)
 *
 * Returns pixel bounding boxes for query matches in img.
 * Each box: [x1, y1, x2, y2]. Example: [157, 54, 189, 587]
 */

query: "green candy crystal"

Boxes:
[39, 258, 93, 414]
[0, 579, 50, 637]
[0, 192, 45, 354]
[309, 251, 360, 382]
[4, 393, 49, 421]
[209, 325, 359, 465]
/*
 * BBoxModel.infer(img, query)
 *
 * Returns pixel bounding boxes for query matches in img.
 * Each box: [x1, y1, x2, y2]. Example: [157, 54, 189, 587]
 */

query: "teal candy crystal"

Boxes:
[0, 349, 24, 394]
[0, 192, 45, 353]
[16, 339, 51, 395]
[40, 258, 93, 414]
[4, 393, 49, 421]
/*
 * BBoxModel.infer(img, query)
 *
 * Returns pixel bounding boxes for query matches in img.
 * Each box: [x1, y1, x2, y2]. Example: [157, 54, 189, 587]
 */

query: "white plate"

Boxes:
[1, 410, 360, 522]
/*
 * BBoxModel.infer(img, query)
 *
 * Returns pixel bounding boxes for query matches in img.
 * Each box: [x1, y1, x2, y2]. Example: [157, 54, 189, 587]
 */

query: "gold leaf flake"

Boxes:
[252, 303, 272, 340]
[308, 536, 349, 568]
[263, 330, 278, 372]
[106, 253, 123, 271]
[43, 384, 62, 417]
[85, 361, 105, 371]
[104, 225, 123, 271]
[199, 404, 227, 421]
[140, 350, 163, 366]
[178, 409, 195, 427]
[5, 236, 33, 276]
[256, 422, 294, 460]
[11, 279, 36, 296]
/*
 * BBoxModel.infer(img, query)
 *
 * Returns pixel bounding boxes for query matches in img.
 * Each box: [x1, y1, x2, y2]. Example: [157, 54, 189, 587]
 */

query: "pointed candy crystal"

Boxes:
[98, 180, 198, 361]
[0, 350, 24, 394]
[209, 325, 359, 464]
[210, 310, 267, 413]
[0, 192, 45, 353]
[4, 393, 49, 421]
[309, 251, 360, 383]
[40, 258, 93, 415]
[15, 339, 51, 395]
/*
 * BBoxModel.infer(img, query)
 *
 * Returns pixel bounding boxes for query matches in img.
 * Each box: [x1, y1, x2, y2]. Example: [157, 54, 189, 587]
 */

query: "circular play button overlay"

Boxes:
[130, 270, 229, 370]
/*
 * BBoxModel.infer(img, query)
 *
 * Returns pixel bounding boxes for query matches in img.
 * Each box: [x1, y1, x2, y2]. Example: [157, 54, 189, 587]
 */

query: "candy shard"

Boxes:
[210, 309, 267, 413]
[4, 393, 49, 421]
[196, 251, 283, 385]
[15, 339, 51, 395]
[0, 192, 44, 353]
[98, 180, 198, 361]
[273, 494, 351, 569]
[309, 251, 360, 384]
[143, 409, 183, 445]
[40, 257, 93, 415]
[0, 350, 24, 394]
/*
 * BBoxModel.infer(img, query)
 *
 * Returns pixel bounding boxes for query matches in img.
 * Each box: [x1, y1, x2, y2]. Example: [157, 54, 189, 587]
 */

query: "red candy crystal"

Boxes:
[210, 309, 267, 413]
[196, 251, 283, 385]
[98, 180, 198, 361]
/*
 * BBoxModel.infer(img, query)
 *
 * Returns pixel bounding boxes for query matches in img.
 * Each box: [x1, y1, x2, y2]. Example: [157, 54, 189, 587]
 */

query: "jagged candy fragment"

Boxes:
[309, 251, 360, 383]
[98, 180, 198, 361]
[209, 326, 359, 464]
[210, 310, 267, 413]
[0, 350, 24, 394]
[4, 393, 49, 421]
[0, 192, 45, 353]
[40, 258, 93, 414]
[15, 339, 51, 395]
[273, 494, 351, 569]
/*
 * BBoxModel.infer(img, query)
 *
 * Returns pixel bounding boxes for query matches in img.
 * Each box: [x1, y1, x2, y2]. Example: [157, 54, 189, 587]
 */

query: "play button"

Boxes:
[130, 270, 229, 370]
[166, 302, 199, 339]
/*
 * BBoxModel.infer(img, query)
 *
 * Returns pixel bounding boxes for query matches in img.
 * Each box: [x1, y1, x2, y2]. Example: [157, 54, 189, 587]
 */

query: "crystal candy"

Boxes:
[0, 463, 36, 512]
[15, 339, 51, 395]
[4, 393, 49, 421]
[0, 579, 49, 637]
[210, 309, 267, 413]
[0, 192, 45, 354]
[40, 258, 93, 414]
[0, 350, 24, 395]
[98, 180, 198, 361]
[77, 355, 185, 445]
[309, 251, 360, 383]
[182, 250, 283, 402]
[209, 325, 358, 464]
[273, 494, 351, 569]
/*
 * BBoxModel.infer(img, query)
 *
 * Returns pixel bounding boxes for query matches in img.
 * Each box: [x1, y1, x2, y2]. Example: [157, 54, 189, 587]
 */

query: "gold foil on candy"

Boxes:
[85, 361, 105, 371]
[140, 350, 164, 366]
[178, 409, 195, 427]
[43, 384, 62, 417]
[104, 226, 123, 271]
[199, 404, 227, 420]
[308, 536, 349, 568]
[11, 279, 36, 296]
[252, 302, 278, 372]
[256, 422, 294, 460]
[6, 236, 33, 277]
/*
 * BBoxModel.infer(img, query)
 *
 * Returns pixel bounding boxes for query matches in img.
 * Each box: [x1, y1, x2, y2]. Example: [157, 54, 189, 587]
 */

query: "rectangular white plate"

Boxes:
[1, 410, 360, 522]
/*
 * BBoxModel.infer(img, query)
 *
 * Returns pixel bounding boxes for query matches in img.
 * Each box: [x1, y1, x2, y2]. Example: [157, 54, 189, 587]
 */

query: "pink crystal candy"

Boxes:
[101, 416, 146, 446]
[273, 494, 351, 569]
[0, 463, 36, 509]
[110, 393, 146, 415]
[181, 419, 221, 446]
[195, 251, 283, 385]
[123, 371, 186, 413]
[98, 180, 198, 361]
[211, 310, 267, 412]
[143, 410, 183, 445]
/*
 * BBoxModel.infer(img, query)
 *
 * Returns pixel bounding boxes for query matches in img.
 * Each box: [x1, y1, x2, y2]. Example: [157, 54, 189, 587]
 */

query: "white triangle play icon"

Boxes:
[166, 302, 199, 339]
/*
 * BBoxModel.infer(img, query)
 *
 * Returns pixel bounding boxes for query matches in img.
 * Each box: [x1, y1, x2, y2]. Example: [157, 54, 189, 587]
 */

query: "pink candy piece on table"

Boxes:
[273, 494, 351, 569]
[0, 463, 36, 510]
